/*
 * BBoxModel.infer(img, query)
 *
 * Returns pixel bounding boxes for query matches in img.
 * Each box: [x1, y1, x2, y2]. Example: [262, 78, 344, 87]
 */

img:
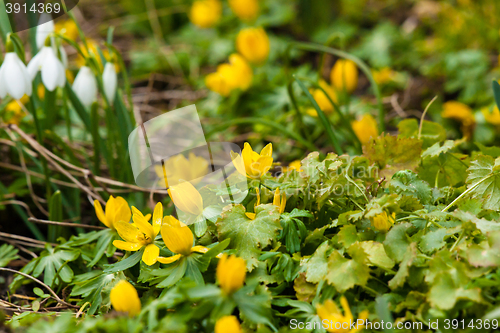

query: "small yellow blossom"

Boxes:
[372, 67, 395, 85]
[94, 196, 131, 230]
[245, 187, 260, 220]
[273, 188, 286, 214]
[154, 152, 209, 187]
[330, 59, 358, 93]
[215, 315, 242, 333]
[441, 101, 475, 138]
[206, 54, 253, 96]
[217, 254, 246, 294]
[3, 100, 26, 125]
[316, 296, 369, 333]
[77, 39, 108, 70]
[236, 27, 270, 64]
[283, 160, 303, 173]
[482, 106, 500, 126]
[189, 0, 222, 29]
[157, 216, 209, 264]
[351, 114, 378, 145]
[55, 19, 79, 41]
[112, 202, 163, 265]
[110, 280, 141, 317]
[371, 211, 396, 232]
[229, 0, 259, 21]
[231, 142, 273, 179]
[307, 80, 338, 116]
[168, 181, 204, 216]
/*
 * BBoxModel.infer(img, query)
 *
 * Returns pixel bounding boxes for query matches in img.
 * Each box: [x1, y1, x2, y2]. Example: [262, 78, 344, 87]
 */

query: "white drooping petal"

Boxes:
[2, 53, 31, 100]
[59, 46, 68, 68]
[41, 48, 66, 91]
[102, 62, 117, 105]
[36, 14, 55, 49]
[0, 65, 7, 98]
[73, 66, 97, 107]
[27, 48, 45, 81]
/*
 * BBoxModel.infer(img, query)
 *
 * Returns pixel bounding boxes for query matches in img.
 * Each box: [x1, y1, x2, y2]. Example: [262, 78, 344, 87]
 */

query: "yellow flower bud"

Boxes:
[168, 181, 204, 216]
[312, 80, 338, 113]
[161, 216, 194, 256]
[189, 0, 222, 29]
[351, 114, 378, 145]
[110, 280, 141, 317]
[217, 254, 246, 294]
[94, 195, 131, 230]
[236, 27, 270, 64]
[229, 0, 259, 21]
[215, 316, 242, 333]
[371, 211, 396, 232]
[330, 59, 358, 93]
[482, 106, 500, 126]
[206, 54, 253, 96]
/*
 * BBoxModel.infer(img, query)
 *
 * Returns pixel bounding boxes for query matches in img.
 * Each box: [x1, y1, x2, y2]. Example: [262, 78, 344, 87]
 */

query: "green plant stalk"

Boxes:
[27, 98, 51, 199]
[0, 1, 12, 41]
[291, 41, 386, 132]
[48, 190, 62, 242]
[44, 89, 56, 130]
[90, 104, 101, 175]
[441, 175, 493, 212]
[205, 118, 318, 152]
[286, 81, 313, 144]
[294, 76, 344, 154]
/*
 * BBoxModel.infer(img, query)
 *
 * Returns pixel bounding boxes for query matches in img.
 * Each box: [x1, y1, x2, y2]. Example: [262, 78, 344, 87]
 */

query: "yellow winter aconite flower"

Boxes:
[3, 100, 26, 125]
[229, 0, 259, 21]
[371, 211, 396, 232]
[110, 280, 141, 317]
[351, 114, 378, 145]
[157, 216, 209, 264]
[441, 101, 475, 138]
[316, 297, 369, 333]
[206, 54, 253, 96]
[77, 39, 108, 70]
[231, 142, 273, 179]
[372, 67, 395, 85]
[189, 0, 222, 29]
[154, 152, 209, 187]
[215, 316, 242, 333]
[307, 80, 338, 116]
[236, 27, 270, 64]
[482, 106, 500, 126]
[273, 188, 286, 214]
[55, 19, 79, 41]
[283, 160, 303, 173]
[168, 181, 204, 216]
[217, 254, 246, 294]
[94, 196, 131, 230]
[330, 59, 359, 93]
[112, 202, 163, 266]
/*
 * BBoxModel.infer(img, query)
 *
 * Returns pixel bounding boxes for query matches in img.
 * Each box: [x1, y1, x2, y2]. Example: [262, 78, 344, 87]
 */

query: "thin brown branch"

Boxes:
[27, 217, 106, 230]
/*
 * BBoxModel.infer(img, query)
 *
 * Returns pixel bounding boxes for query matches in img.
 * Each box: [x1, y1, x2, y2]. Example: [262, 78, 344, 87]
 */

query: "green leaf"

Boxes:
[466, 155, 500, 210]
[325, 243, 370, 292]
[32, 245, 79, 287]
[293, 273, 317, 303]
[389, 170, 432, 205]
[475, 142, 500, 158]
[421, 140, 457, 159]
[463, 231, 500, 267]
[103, 249, 143, 274]
[88, 229, 116, 267]
[305, 241, 329, 283]
[216, 204, 281, 270]
[359, 241, 395, 270]
[384, 223, 411, 263]
[337, 225, 359, 248]
[493, 80, 500, 111]
[419, 229, 448, 253]
[398, 118, 447, 149]
[419, 152, 469, 187]
[0, 244, 19, 267]
[388, 242, 417, 289]
[363, 134, 422, 179]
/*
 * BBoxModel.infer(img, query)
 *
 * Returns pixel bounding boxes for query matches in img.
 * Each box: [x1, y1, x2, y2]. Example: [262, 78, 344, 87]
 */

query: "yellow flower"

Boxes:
[482, 106, 500, 126]
[112, 202, 163, 266]
[37, 84, 45, 100]
[245, 187, 260, 220]
[215, 316, 242, 333]
[372, 67, 395, 85]
[157, 216, 209, 264]
[168, 181, 204, 216]
[110, 280, 141, 317]
[351, 114, 378, 145]
[217, 254, 246, 294]
[371, 211, 396, 232]
[236, 27, 270, 64]
[206, 54, 253, 96]
[77, 39, 108, 70]
[283, 160, 303, 173]
[330, 59, 358, 93]
[307, 80, 338, 116]
[189, 0, 222, 29]
[94, 196, 131, 230]
[231, 142, 273, 179]
[441, 101, 475, 138]
[229, 0, 259, 21]
[316, 297, 369, 333]
[273, 188, 286, 214]
[55, 19, 79, 41]
[3, 100, 26, 125]
[154, 152, 209, 187]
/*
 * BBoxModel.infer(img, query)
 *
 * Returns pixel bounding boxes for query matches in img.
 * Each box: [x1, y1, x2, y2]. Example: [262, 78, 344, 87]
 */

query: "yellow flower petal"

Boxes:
[230, 151, 247, 177]
[114, 220, 143, 244]
[157, 254, 182, 264]
[190, 245, 209, 253]
[245, 212, 256, 220]
[105, 196, 117, 225]
[168, 182, 204, 216]
[152, 202, 163, 236]
[94, 200, 110, 228]
[330, 59, 359, 93]
[216, 254, 246, 294]
[132, 212, 155, 242]
[161, 216, 194, 256]
[113, 240, 143, 252]
[114, 197, 131, 225]
[215, 315, 242, 333]
[260, 143, 272, 157]
[110, 280, 141, 317]
[142, 243, 160, 266]
[236, 27, 270, 64]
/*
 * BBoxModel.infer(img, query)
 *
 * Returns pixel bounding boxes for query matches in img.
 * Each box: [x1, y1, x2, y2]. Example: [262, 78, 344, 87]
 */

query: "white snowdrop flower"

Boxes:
[27, 46, 66, 91]
[102, 62, 117, 105]
[0, 52, 32, 100]
[72, 66, 97, 107]
[36, 13, 55, 49]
